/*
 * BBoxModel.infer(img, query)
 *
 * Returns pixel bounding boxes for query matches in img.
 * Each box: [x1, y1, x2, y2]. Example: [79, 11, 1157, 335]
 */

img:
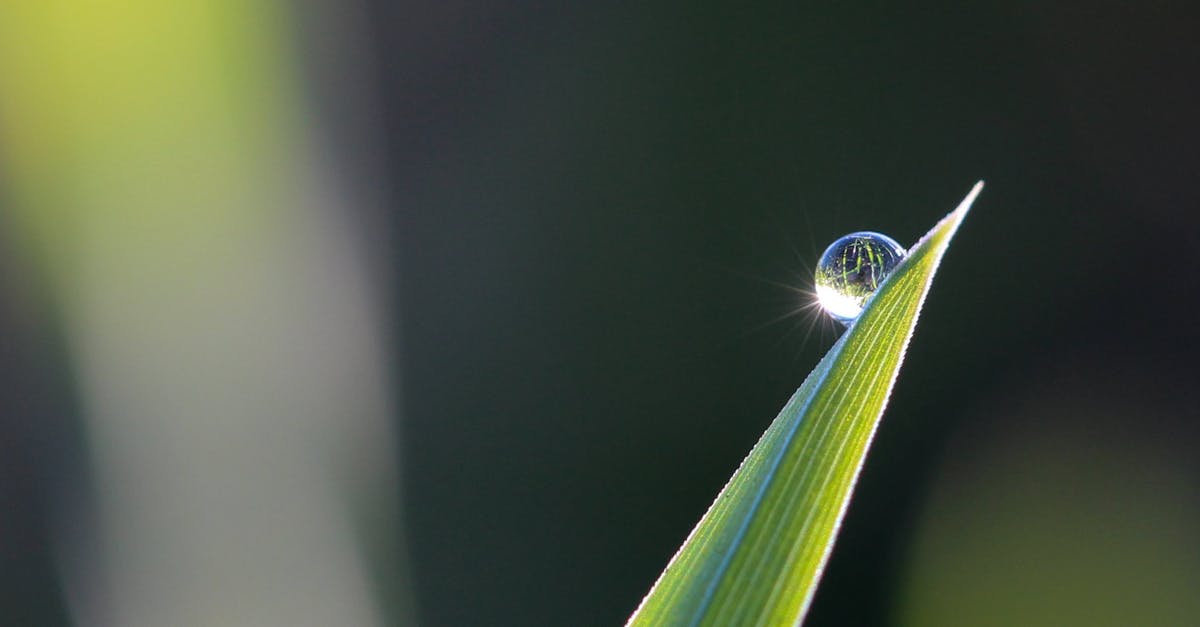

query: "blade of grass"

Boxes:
[628, 182, 983, 626]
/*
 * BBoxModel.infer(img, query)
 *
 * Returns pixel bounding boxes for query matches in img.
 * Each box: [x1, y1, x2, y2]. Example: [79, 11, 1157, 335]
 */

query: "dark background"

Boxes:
[6, 2, 1200, 625]
[376, 2, 1200, 625]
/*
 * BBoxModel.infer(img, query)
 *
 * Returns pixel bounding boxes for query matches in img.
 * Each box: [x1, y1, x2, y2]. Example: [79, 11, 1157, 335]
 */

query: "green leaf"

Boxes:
[627, 182, 983, 627]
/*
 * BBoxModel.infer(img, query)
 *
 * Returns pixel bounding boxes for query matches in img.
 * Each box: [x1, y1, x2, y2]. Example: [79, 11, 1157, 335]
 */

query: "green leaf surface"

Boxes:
[627, 182, 983, 627]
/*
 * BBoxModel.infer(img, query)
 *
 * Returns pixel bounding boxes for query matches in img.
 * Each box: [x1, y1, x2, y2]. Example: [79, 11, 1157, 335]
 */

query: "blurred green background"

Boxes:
[2, 2, 1199, 626]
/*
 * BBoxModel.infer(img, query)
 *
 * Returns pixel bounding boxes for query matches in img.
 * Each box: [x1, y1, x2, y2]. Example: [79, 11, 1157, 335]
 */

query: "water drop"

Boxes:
[815, 231, 907, 325]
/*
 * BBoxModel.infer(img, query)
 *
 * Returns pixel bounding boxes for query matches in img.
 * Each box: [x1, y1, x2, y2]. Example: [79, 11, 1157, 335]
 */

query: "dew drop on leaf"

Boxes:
[815, 231, 907, 325]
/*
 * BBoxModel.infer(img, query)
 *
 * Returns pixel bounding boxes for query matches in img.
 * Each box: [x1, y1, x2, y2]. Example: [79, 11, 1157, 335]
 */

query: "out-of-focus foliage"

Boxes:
[0, 2, 407, 625]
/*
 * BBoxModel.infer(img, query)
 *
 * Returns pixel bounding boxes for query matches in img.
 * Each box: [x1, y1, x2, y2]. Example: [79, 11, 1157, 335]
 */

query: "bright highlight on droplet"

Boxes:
[815, 231, 907, 325]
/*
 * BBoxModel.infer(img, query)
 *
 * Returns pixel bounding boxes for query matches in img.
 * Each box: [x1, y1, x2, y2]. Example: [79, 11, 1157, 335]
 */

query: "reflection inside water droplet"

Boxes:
[815, 231, 907, 325]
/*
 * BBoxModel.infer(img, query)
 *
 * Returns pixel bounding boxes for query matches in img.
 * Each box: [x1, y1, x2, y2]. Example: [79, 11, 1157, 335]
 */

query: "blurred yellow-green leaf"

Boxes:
[0, 3, 410, 625]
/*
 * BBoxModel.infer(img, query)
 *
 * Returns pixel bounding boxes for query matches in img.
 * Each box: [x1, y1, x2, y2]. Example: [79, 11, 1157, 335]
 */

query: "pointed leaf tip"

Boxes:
[627, 184, 981, 627]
